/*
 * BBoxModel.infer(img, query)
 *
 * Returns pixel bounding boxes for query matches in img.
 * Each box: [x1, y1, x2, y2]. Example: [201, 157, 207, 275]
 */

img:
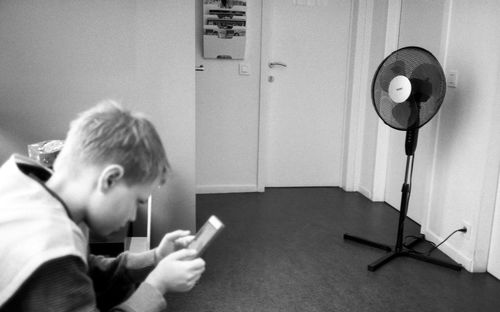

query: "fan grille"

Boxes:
[372, 47, 446, 130]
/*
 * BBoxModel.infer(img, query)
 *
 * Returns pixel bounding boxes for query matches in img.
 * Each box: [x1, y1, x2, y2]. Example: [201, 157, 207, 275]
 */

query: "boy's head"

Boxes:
[52, 100, 170, 236]
[59, 100, 169, 186]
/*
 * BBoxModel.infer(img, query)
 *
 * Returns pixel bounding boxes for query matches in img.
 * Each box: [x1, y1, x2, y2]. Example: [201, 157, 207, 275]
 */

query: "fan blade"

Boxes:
[378, 95, 396, 124]
[410, 63, 444, 103]
[392, 100, 420, 129]
[410, 77, 432, 103]
[379, 60, 406, 92]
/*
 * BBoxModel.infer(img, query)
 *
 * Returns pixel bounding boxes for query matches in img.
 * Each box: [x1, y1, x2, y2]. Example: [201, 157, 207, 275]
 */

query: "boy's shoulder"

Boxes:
[12, 154, 53, 181]
[0, 154, 88, 306]
[0, 154, 52, 181]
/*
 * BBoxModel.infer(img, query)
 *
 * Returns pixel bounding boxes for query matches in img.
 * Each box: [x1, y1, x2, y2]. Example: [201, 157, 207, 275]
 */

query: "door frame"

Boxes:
[257, 0, 372, 192]
[341, 0, 374, 194]
[487, 173, 500, 277]
[371, 0, 402, 201]
[256, 0, 271, 192]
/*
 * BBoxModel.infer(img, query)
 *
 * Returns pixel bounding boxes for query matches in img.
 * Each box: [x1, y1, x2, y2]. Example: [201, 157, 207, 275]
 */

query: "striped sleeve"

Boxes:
[1, 256, 166, 312]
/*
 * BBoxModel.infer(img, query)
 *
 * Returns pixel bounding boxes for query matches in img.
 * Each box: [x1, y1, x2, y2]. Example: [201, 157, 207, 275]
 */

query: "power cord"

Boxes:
[404, 227, 467, 256]
[458, 227, 468, 233]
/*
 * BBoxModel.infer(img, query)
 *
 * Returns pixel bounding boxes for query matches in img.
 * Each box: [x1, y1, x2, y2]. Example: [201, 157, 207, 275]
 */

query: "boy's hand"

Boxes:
[155, 230, 195, 263]
[145, 249, 205, 294]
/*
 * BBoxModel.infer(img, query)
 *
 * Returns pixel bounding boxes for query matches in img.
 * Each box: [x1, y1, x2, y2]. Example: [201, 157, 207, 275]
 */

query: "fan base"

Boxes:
[343, 233, 462, 272]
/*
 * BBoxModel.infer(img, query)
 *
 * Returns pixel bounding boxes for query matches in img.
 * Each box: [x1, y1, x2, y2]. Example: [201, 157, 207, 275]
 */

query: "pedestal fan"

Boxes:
[343, 46, 462, 272]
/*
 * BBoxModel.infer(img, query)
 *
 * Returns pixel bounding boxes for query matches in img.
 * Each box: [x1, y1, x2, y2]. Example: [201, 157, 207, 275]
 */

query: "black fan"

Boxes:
[344, 47, 462, 272]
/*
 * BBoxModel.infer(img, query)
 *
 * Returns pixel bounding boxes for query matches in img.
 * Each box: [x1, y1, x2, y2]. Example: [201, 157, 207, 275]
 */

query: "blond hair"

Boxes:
[63, 100, 169, 185]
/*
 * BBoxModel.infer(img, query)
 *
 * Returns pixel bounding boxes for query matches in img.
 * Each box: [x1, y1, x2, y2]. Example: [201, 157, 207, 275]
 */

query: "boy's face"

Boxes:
[86, 178, 159, 237]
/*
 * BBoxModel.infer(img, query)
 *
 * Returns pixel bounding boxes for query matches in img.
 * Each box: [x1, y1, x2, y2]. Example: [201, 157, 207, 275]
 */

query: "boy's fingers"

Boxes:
[176, 235, 195, 246]
[190, 258, 206, 270]
[165, 230, 190, 241]
[168, 248, 197, 260]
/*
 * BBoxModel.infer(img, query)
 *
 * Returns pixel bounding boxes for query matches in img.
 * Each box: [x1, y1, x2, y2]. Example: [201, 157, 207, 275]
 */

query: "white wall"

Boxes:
[384, 0, 448, 224]
[424, 0, 500, 272]
[0, 1, 196, 246]
[195, 0, 262, 193]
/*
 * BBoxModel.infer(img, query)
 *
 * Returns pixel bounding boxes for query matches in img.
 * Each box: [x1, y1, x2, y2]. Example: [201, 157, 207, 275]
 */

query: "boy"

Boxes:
[0, 100, 205, 311]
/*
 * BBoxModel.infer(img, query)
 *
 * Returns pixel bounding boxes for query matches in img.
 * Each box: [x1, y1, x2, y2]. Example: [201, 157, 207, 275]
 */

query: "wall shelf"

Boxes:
[203, 0, 247, 59]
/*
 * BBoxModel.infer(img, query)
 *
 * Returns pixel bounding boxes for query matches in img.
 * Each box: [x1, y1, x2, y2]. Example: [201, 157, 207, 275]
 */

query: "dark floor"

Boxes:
[166, 187, 500, 312]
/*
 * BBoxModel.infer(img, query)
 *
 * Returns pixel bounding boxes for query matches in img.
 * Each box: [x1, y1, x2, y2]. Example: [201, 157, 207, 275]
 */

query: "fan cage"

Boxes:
[371, 46, 446, 131]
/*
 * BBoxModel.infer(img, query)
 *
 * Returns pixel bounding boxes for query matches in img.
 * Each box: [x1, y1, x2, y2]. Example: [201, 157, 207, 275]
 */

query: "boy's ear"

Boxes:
[99, 164, 125, 191]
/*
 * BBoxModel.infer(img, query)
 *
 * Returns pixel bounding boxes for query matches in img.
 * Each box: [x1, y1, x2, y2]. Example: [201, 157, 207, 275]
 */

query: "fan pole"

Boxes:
[394, 155, 412, 253]
[395, 128, 417, 253]
[344, 129, 462, 272]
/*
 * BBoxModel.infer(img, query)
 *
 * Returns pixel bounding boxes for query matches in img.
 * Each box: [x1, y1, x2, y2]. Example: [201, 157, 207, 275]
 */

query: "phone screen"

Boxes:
[188, 216, 224, 256]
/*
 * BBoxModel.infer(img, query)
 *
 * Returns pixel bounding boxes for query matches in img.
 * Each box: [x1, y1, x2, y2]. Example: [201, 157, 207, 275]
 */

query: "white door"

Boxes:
[384, 0, 449, 223]
[260, 0, 351, 187]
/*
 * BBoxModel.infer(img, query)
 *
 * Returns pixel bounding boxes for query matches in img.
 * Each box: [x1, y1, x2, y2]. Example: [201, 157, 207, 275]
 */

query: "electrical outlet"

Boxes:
[447, 70, 458, 88]
[462, 221, 471, 240]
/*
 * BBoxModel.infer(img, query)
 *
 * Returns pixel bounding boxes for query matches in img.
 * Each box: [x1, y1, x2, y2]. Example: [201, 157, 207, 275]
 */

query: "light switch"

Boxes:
[239, 63, 250, 76]
[447, 70, 458, 88]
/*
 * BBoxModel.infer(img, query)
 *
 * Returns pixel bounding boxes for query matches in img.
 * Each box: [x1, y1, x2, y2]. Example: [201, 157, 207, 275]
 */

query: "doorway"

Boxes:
[259, 0, 352, 188]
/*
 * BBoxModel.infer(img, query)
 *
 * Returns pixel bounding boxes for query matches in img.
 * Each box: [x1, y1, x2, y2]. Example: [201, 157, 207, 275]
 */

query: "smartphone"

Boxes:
[187, 215, 225, 257]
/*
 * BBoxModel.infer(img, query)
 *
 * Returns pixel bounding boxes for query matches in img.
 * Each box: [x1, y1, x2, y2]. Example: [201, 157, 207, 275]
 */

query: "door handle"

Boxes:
[268, 62, 287, 68]
[195, 65, 205, 72]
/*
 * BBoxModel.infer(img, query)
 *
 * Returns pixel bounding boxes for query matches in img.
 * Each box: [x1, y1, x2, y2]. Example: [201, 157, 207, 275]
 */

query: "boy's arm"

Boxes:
[2, 256, 166, 312]
[90, 249, 158, 284]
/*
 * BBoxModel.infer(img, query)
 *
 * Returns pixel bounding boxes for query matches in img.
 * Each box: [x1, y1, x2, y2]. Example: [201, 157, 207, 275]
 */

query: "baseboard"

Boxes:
[423, 228, 473, 272]
[358, 185, 372, 200]
[196, 184, 258, 194]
